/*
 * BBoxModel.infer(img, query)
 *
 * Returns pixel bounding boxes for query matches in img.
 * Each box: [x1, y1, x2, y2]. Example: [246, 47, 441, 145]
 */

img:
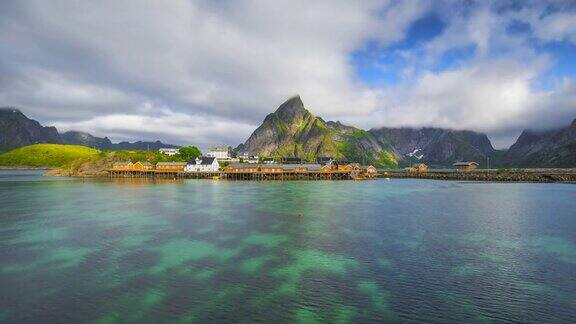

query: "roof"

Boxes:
[136, 161, 153, 166]
[187, 156, 217, 165]
[156, 162, 187, 166]
[453, 162, 479, 166]
[294, 163, 322, 171]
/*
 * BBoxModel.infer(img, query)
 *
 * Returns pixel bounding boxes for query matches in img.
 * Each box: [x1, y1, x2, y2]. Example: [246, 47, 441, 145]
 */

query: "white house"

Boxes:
[159, 148, 179, 156]
[185, 156, 220, 172]
[238, 152, 259, 164]
[206, 147, 230, 160]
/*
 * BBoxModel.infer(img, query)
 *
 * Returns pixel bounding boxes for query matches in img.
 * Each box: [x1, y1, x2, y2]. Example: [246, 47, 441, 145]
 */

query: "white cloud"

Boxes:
[0, 0, 575, 149]
[0, 0, 428, 144]
[53, 110, 256, 150]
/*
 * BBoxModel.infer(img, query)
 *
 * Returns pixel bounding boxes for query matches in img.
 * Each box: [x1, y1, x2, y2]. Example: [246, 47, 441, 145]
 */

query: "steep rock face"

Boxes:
[61, 131, 114, 150]
[503, 119, 576, 167]
[369, 127, 496, 167]
[238, 96, 399, 167]
[0, 108, 61, 152]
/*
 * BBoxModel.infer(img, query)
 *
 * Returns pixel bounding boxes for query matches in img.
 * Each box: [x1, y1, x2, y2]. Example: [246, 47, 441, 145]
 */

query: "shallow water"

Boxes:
[1, 171, 575, 323]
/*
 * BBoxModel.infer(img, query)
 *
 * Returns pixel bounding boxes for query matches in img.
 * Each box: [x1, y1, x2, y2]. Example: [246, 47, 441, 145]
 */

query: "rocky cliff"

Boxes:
[237, 96, 502, 167]
[503, 119, 576, 167]
[237, 96, 399, 167]
[369, 127, 497, 167]
[0, 108, 61, 152]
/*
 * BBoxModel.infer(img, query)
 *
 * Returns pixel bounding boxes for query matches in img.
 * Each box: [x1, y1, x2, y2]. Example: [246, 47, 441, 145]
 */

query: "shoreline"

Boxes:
[3, 167, 576, 183]
[0, 166, 52, 170]
[380, 170, 576, 183]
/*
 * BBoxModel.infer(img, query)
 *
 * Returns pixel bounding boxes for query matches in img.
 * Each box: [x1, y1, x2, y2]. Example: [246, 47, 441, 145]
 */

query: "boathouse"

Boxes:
[156, 162, 187, 172]
[365, 165, 378, 176]
[112, 162, 132, 170]
[407, 163, 428, 173]
[131, 161, 153, 171]
[453, 162, 479, 171]
[223, 163, 352, 180]
[185, 157, 219, 173]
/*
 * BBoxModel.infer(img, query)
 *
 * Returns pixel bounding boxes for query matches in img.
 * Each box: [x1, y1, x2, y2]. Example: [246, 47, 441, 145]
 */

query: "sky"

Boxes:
[1, 0, 576, 149]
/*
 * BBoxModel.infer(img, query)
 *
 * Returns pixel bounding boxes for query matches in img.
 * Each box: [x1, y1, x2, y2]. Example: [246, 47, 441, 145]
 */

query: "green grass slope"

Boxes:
[0, 144, 100, 167]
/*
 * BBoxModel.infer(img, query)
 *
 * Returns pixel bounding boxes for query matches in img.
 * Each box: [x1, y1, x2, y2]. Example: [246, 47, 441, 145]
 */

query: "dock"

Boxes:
[108, 162, 378, 180]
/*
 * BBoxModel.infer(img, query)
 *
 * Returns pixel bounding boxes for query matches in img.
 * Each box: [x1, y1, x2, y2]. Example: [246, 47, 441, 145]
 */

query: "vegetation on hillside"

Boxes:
[52, 146, 202, 176]
[0, 144, 100, 167]
[239, 96, 401, 168]
[178, 146, 201, 161]
[0, 143, 203, 176]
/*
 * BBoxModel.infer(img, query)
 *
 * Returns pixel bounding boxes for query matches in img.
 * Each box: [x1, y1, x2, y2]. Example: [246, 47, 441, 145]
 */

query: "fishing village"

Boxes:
[106, 147, 377, 180]
[109, 158, 378, 180]
[108, 147, 576, 183]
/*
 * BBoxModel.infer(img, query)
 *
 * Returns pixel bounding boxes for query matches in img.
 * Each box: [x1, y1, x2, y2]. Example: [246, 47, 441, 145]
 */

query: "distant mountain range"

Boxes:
[237, 96, 576, 167]
[501, 119, 576, 167]
[2, 102, 575, 167]
[0, 107, 178, 152]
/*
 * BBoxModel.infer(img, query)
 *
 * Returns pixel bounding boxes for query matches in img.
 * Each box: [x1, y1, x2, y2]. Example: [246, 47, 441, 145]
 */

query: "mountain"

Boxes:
[0, 108, 62, 152]
[237, 96, 400, 167]
[61, 131, 178, 151]
[238, 96, 502, 167]
[61, 131, 114, 150]
[502, 119, 576, 167]
[0, 107, 178, 152]
[368, 127, 497, 167]
[112, 141, 178, 151]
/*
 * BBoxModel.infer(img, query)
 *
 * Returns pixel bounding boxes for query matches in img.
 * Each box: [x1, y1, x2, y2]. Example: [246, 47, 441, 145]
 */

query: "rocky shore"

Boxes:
[381, 170, 576, 183]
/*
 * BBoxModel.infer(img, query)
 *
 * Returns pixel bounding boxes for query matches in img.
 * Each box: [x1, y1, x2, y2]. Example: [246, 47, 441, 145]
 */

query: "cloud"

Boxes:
[0, 0, 575, 149]
[350, 1, 576, 148]
[0, 0, 428, 143]
[53, 109, 256, 150]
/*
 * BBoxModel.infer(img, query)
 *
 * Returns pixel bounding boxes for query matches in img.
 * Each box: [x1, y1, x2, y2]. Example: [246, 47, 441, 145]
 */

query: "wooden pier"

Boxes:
[108, 163, 378, 180]
[222, 169, 354, 180]
[109, 170, 220, 179]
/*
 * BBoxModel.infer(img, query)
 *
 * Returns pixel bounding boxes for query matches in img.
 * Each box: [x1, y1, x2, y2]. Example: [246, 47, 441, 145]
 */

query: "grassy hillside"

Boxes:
[0, 144, 100, 167]
[49, 149, 192, 176]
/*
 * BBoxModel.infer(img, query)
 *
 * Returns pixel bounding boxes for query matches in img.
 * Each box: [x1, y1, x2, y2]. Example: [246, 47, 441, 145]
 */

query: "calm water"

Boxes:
[1, 171, 575, 323]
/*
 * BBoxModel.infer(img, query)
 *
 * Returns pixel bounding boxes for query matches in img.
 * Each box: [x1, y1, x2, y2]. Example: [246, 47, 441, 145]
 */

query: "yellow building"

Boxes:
[132, 161, 153, 171]
[453, 162, 479, 171]
[365, 165, 378, 175]
[156, 162, 187, 172]
[405, 163, 428, 174]
[112, 162, 132, 170]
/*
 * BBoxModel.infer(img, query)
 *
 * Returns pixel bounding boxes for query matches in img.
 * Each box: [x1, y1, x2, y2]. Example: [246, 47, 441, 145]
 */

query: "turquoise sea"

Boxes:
[1, 170, 575, 323]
